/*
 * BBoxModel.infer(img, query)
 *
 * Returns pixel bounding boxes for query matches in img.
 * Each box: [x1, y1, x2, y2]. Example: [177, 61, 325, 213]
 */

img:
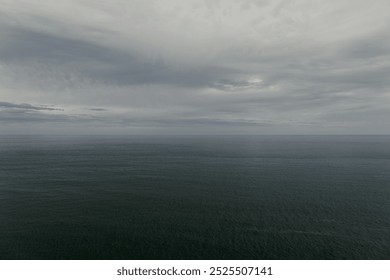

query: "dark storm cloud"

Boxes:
[0, 107, 101, 123]
[88, 108, 108, 111]
[0, 27, 120, 64]
[340, 26, 390, 60]
[0, 26, 234, 88]
[0, 101, 63, 111]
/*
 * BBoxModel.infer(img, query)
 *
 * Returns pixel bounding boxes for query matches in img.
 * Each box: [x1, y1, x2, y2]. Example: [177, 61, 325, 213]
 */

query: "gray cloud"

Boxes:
[0, 25, 235, 89]
[0, 0, 390, 134]
[209, 78, 263, 91]
[0, 101, 63, 111]
[88, 108, 108, 112]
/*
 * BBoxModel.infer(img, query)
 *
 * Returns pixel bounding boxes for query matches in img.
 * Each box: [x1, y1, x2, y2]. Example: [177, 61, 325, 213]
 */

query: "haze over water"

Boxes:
[1, 135, 389, 259]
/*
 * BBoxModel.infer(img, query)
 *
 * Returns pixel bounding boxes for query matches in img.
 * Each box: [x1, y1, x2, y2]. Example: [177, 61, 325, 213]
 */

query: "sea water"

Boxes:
[1, 135, 389, 259]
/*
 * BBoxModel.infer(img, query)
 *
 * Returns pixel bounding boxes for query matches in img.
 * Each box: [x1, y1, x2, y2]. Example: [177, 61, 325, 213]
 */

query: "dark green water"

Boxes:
[1, 135, 389, 259]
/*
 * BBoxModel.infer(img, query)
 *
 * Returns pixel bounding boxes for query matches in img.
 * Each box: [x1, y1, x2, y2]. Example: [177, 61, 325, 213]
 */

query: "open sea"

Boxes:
[0, 135, 389, 259]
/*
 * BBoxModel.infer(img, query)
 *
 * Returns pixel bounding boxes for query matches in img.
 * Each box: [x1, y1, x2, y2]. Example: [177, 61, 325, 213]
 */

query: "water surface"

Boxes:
[1, 135, 389, 259]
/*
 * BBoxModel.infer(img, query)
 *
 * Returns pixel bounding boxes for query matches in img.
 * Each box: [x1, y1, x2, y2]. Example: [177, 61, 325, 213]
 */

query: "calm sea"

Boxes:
[0, 135, 389, 259]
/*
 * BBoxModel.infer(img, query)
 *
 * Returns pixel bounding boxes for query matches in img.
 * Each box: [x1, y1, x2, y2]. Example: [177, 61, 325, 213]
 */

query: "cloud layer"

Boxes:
[1, 0, 390, 134]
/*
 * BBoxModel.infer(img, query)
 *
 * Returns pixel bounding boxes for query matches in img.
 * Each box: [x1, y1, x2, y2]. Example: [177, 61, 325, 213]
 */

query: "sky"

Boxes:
[0, 0, 389, 134]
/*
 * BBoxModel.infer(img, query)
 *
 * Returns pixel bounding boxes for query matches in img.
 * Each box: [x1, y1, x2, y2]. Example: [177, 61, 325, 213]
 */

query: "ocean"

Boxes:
[0, 135, 389, 259]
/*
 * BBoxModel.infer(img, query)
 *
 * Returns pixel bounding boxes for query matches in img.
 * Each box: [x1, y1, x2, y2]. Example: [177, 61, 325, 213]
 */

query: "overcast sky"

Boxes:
[1, 0, 389, 134]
